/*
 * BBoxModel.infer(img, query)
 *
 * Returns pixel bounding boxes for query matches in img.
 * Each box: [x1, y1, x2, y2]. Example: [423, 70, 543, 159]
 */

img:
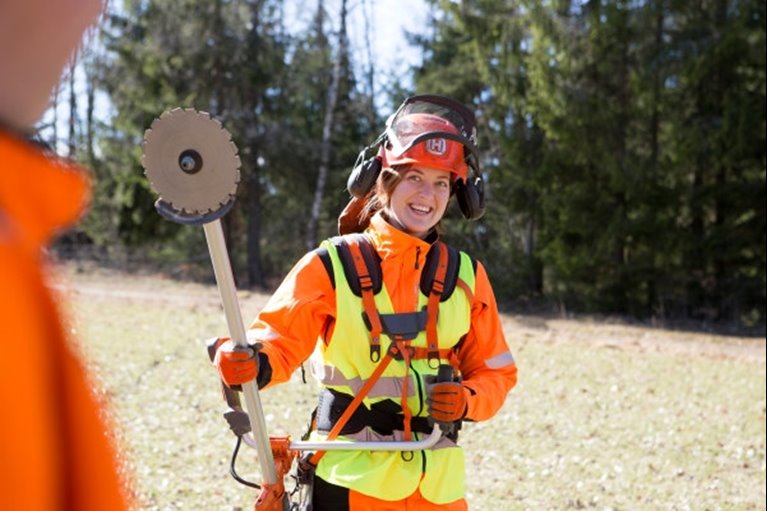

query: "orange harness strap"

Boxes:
[347, 238, 385, 362]
[455, 277, 474, 305]
[308, 345, 396, 466]
[396, 346, 455, 362]
[395, 338, 413, 441]
[425, 242, 449, 367]
[307, 338, 443, 467]
[308, 240, 456, 466]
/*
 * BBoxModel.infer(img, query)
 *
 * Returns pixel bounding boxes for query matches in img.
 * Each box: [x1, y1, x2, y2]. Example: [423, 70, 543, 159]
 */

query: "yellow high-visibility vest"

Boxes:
[311, 235, 476, 503]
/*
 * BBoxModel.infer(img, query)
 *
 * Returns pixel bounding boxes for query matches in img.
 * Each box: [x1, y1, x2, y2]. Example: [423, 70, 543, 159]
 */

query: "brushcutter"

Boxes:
[142, 108, 450, 511]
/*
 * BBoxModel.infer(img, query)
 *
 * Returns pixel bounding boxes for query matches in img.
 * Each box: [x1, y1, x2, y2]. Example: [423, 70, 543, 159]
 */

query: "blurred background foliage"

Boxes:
[42, 0, 765, 330]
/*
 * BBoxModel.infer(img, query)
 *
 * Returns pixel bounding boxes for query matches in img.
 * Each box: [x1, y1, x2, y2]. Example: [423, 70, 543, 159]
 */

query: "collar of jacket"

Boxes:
[0, 129, 90, 252]
[365, 211, 438, 262]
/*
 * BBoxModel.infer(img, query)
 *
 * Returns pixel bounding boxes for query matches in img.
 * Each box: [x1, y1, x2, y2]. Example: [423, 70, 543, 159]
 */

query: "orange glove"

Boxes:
[213, 340, 258, 387]
[426, 381, 467, 423]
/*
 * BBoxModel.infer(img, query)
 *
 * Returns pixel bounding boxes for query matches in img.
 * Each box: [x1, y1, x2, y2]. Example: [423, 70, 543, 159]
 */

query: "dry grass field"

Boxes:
[51, 263, 766, 511]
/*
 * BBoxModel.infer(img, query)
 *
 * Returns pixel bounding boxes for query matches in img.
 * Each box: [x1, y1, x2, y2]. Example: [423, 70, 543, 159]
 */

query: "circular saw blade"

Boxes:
[142, 108, 241, 215]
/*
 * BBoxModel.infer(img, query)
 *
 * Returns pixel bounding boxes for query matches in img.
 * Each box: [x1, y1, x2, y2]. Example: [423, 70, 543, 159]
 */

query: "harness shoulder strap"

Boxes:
[322, 236, 471, 301]
[419, 242, 468, 301]
[314, 245, 335, 289]
[339, 234, 385, 361]
[325, 233, 382, 296]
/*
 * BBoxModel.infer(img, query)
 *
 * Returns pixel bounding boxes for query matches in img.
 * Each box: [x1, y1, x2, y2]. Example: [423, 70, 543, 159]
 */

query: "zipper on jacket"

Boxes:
[410, 366, 427, 474]
[409, 365, 426, 417]
[410, 365, 428, 471]
[415, 246, 421, 270]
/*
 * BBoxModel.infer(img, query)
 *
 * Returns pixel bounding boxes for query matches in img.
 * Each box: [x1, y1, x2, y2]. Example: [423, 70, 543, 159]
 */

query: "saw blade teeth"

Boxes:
[142, 108, 241, 214]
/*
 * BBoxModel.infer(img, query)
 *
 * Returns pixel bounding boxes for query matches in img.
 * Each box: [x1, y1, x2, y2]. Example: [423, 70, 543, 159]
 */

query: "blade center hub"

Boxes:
[178, 149, 203, 174]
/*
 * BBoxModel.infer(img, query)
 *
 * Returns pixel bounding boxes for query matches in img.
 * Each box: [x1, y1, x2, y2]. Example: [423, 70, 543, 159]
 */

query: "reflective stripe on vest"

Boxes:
[312, 236, 476, 503]
[315, 363, 416, 399]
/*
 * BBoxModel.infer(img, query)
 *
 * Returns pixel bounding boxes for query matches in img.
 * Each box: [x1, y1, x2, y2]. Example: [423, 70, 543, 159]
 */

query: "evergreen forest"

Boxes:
[42, 0, 766, 330]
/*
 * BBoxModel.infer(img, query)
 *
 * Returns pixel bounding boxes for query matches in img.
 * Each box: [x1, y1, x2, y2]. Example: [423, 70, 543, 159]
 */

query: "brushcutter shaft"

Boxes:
[204, 220, 278, 485]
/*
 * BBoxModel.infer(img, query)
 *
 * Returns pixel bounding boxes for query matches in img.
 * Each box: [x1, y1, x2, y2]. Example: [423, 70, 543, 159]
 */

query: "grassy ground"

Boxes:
[52, 263, 766, 511]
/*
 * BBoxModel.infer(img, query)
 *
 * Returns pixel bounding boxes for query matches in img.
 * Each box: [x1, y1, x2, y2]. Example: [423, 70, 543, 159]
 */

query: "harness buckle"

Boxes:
[427, 350, 441, 369]
[358, 274, 374, 292]
[369, 342, 381, 362]
[390, 342, 415, 361]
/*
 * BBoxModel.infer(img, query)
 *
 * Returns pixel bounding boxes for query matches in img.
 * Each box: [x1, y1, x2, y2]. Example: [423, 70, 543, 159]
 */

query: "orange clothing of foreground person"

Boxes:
[0, 132, 129, 510]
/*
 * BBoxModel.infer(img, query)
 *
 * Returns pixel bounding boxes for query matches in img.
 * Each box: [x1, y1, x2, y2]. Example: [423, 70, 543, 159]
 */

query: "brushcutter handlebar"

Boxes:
[240, 423, 443, 453]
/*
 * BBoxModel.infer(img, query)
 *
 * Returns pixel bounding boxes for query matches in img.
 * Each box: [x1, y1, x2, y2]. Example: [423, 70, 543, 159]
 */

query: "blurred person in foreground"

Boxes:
[0, 1, 130, 509]
[213, 95, 517, 510]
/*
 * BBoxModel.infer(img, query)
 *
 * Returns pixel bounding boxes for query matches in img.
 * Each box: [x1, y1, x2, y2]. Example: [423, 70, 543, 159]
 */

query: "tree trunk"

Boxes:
[712, 0, 729, 319]
[245, 0, 266, 288]
[246, 159, 265, 288]
[306, 0, 348, 250]
[51, 82, 59, 151]
[649, 0, 664, 166]
[67, 53, 78, 158]
[85, 60, 96, 165]
[362, 0, 376, 130]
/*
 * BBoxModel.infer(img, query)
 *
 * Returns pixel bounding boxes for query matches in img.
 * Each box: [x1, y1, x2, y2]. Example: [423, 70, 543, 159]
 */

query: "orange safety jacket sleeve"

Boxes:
[455, 261, 517, 422]
[249, 251, 336, 387]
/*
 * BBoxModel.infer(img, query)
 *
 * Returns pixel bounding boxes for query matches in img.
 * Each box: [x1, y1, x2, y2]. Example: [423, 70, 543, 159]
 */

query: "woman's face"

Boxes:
[385, 166, 452, 239]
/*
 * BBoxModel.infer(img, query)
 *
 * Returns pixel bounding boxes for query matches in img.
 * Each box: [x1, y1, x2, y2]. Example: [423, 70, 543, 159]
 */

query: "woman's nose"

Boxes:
[417, 182, 436, 197]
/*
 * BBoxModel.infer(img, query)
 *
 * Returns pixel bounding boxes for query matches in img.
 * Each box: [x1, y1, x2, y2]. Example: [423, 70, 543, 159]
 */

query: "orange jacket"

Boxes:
[252, 213, 516, 422]
[0, 131, 129, 510]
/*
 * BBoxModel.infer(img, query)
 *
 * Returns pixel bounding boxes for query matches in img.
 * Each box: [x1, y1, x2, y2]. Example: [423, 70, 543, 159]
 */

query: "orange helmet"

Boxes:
[344, 95, 485, 230]
[380, 113, 469, 180]
[379, 95, 479, 182]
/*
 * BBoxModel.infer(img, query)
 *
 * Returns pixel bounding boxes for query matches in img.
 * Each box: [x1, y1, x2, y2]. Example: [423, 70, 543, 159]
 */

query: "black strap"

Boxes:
[320, 234, 471, 301]
[315, 245, 335, 289]
[315, 389, 459, 442]
[328, 233, 383, 296]
[420, 242, 461, 301]
[362, 309, 428, 340]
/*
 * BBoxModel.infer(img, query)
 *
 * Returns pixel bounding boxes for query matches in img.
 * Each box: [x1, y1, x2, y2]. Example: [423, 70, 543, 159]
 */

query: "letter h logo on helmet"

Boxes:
[425, 138, 447, 156]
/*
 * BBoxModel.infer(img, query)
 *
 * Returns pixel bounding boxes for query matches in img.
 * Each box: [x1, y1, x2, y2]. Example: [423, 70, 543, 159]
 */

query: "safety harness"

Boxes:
[306, 233, 475, 467]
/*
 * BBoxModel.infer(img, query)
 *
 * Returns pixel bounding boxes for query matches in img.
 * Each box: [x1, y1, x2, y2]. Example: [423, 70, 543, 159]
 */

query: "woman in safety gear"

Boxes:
[214, 95, 517, 511]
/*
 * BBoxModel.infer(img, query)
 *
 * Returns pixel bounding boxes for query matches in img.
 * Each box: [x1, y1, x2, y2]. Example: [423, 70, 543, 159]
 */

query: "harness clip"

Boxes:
[391, 343, 416, 361]
[369, 342, 381, 362]
[427, 349, 441, 369]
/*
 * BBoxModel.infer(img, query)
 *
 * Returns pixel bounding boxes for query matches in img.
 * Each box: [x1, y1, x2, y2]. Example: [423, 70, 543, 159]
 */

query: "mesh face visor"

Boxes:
[384, 95, 480, 174]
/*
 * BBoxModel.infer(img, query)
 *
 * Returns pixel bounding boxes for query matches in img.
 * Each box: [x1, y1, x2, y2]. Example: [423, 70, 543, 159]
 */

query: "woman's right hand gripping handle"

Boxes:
[212, 339, 259, 387]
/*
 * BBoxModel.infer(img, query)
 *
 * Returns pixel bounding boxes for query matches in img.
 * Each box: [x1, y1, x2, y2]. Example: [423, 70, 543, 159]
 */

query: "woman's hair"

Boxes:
[358, 166, 404, 222]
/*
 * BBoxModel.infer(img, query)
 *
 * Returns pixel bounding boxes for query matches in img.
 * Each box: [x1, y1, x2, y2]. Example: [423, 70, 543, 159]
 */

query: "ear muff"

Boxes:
[347, 156, 382, 198]
[454, 171, 486, 220]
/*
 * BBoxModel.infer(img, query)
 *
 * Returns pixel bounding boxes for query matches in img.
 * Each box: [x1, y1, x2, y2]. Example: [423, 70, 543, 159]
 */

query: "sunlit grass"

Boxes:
[56, 265, 766, 510]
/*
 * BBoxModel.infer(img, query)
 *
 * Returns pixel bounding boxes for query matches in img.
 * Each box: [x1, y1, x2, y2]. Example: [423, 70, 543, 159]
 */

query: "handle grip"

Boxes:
[435, 364, 459, 435]
[436, 364, 454, 384]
